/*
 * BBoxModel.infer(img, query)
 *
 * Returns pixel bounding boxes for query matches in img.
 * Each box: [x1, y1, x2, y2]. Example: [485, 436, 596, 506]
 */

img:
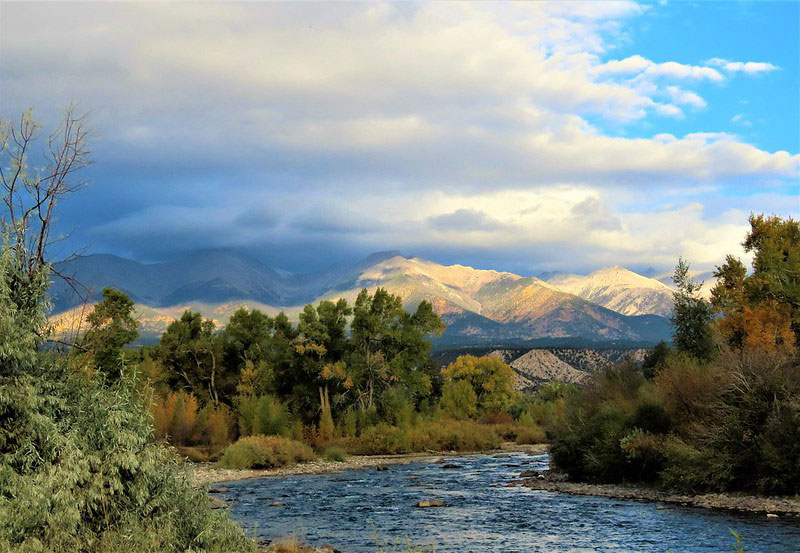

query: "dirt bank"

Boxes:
[518, 473, 800, 517]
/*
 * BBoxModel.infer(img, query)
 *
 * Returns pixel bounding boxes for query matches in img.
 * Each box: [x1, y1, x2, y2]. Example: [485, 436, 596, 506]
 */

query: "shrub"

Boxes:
[174, 445, 226, 463]
[0, 366, 254, 552]
[654, 353, 726, 431]
[218, 435, 315, 470]
[340, 407, 358, 437]
[478, 412, 513, 425]
[196, 403, 235, 446]
[619, 429, 666, 483]
[514, 424, 546, 445]
[237, 394, 291, 437]
[150, 390, 201, 445]
[658, 437, 732, 493]
[322, 446, 347, 462]
[632, 400, 671, 435]
[344, 419, 500, 455]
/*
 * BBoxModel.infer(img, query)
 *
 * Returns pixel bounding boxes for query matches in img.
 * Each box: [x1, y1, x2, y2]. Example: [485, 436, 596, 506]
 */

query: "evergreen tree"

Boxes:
[671, 258, 716, 362]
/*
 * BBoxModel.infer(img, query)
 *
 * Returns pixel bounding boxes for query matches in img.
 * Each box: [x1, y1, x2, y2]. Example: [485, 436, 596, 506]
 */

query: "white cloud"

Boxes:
[731, 114, 753, 127]
[666, 85, 707, 109]
[595, 55, 723, 81]
[706, 58, 779, 74]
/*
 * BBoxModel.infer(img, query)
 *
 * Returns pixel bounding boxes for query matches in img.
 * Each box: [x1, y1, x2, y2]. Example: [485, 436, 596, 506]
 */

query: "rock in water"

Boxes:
[416, 499, 449, 508]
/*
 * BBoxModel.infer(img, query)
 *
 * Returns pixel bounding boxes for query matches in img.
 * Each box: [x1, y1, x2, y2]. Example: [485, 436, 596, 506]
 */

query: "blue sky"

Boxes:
[604, 1, 799, 153]
[1, 1, 798, 276]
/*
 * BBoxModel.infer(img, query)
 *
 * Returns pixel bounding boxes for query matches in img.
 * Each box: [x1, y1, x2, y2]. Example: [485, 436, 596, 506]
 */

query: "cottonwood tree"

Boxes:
[711, 214, 798, 352]
[348, 288, 444, 413]
[158, 311, 226, 406]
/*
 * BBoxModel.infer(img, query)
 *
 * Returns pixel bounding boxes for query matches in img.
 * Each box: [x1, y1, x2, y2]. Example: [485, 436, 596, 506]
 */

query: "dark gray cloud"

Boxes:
[570, 197, 623, 231]
[428, 209, 508, 232]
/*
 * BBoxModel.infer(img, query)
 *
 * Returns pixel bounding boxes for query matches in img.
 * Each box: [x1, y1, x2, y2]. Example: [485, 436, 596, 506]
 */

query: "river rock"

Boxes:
[208, 486, 230, 493]
[416, 499, 449, 508]
[375, 465, 389, 471]
[270, 501, 287, 507]
[441, 463, 461, 469]
[208, 496, 229, 509]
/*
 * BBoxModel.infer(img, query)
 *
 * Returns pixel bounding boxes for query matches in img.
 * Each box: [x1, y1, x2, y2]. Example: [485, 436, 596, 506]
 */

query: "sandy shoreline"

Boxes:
[190, 442, 548, 487]
[519, 476, 800, 517]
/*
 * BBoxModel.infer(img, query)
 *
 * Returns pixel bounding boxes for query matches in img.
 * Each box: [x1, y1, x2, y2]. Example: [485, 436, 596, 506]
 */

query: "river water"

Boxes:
[220, 452, 800, 552]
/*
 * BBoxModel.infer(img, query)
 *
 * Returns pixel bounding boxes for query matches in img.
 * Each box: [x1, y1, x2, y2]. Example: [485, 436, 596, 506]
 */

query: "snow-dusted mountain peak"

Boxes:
[547, 266, 674, 317]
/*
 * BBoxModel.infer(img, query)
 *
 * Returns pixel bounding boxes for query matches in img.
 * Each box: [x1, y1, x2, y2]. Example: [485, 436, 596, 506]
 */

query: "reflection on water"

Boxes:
[219, 452, 800, 552]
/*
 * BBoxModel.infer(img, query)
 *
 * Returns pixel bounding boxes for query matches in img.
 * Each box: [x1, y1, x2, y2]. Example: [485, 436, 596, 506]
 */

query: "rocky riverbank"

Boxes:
[191, 442, 548, 487]
[517, 471, 800, 517]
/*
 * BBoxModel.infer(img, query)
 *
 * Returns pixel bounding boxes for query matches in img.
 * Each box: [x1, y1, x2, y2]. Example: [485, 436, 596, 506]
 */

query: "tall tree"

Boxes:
[0, 107, 90, 362]
[76, 287, 139, 378]
[671, 258, 716, 362]
[158, 311, 225, 406]
[348, 288, 444, 413]
[711, 214, 798, 351]
[295, 299, 352, 428]
[221, 308, 273, 367]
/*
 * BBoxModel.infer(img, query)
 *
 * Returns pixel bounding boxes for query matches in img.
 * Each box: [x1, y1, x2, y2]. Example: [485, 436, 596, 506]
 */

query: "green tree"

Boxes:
[641, 340, 671, 379]
[220, 307, 274, 373]
[440, 354, 517, 413]
[348, 288, 444, 414]
[671, 258, 716, 362]
[711, 215, 799, 351]
[158, 310, 226, 406]
[295, 298, 352, 431]
[76, 287, 139, 378]
[439, 379, 478, 419]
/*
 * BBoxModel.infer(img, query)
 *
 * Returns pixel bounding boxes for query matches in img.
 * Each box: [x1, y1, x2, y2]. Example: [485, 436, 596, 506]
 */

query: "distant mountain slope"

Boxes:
[48, 250, 672, 345]
[484, 347, 649, 391]
[547, 266, 674, 317]
[50, 249, 401, 312]
[507, 349, 590, 385]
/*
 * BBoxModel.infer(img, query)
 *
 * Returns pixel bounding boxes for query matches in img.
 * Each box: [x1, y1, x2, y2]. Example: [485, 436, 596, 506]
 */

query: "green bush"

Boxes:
[0, 231, 254, 551]
[237, 394, 291, 437]
[322, 446, 348, 462]
[549, 349, 800, 495]
[514, 424, 547, 445]
[218, 435, 315, 470]
[0, 367, 254, 552]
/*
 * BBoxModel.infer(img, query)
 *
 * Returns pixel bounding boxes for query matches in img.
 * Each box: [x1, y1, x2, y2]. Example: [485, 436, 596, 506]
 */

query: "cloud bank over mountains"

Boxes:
[1, 1, 796, 275]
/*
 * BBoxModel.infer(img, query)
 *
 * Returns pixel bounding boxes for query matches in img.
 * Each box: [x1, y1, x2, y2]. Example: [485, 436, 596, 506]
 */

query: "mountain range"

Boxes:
[49, 249, 676, 347]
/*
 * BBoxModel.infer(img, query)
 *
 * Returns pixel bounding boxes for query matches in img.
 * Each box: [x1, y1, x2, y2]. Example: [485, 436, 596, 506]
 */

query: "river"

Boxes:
[219, 451, 800, 552]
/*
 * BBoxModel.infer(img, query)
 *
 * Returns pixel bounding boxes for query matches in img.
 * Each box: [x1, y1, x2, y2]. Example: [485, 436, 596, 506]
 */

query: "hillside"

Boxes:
[430, 347, 648, 391]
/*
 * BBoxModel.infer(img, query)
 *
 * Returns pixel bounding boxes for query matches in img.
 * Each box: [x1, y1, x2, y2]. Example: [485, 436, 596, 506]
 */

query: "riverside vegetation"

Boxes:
[1, 109, 797, 552]
[549, 215, 800, 496]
